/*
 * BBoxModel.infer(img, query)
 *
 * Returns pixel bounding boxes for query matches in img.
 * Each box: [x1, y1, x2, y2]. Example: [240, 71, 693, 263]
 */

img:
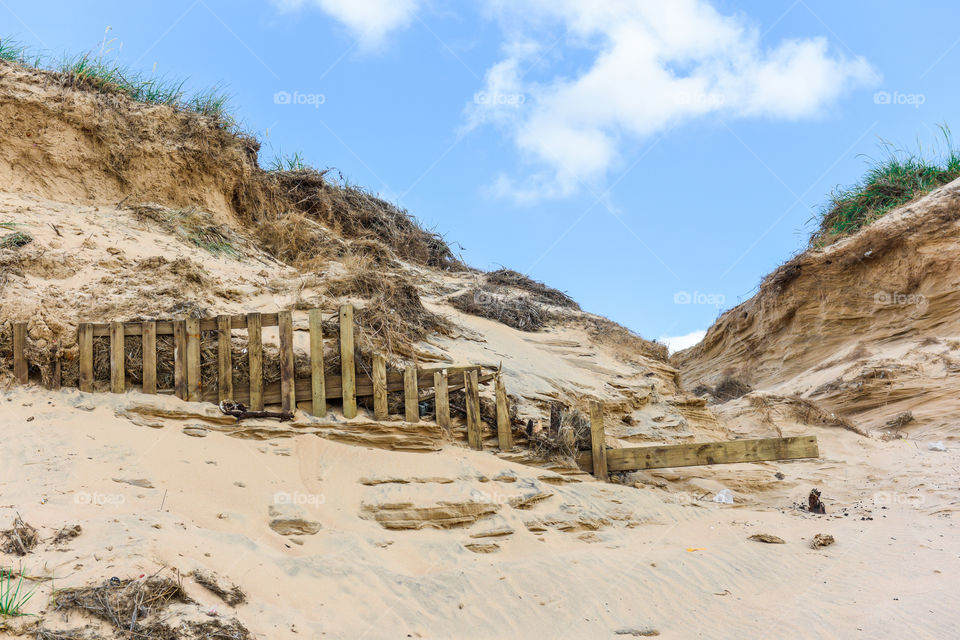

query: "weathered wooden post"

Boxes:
[278, 310, 295, 413]
[373, 354, 388, 419]
[495, 373, 512, 450]
[78, 323, 93, 392]
[309, 309, 326, 416]
[141, 321, 157, 394]
[109, 321, 125, 393]
[340, 304, 357, 418]
[404, 365, 419, 422]
[465, 369, 483, 450]
[246, 312, 263, 411]
[216, 315, 233, 402]
[185, 317, 201, 402]
[434, 370, 450, 428]
[589, 400, 608, 481]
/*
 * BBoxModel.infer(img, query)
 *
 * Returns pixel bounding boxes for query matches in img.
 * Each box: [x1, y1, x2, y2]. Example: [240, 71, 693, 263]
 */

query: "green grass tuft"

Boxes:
[0, 567, 36, 617]
[813, 125, 960, 246]
[1, 34, 232, 126]
[268, 151, 308, 172]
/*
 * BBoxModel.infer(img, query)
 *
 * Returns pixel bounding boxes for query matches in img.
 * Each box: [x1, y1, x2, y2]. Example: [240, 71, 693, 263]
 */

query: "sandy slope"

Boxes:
[2, 387, 958, 639]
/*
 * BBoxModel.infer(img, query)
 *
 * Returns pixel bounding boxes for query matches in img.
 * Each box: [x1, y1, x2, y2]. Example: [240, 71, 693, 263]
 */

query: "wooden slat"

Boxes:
[173, 320, 188, 400]
[309, 309, 326, 416]
[404, 366, 419, 422]
[340, 304, 357, 419]
[217, 315, 233, 402]
[12, 323, 27, 385]
[78, 323, 94, 392]
[577, 436, 821, 472]
[465, 369, 482, 450]
[141, 321, 157, 394]
[109, 321, 125, 394]
[495, 374, 512, 450]
[185, 317, 201, 402]
[247, 312, 263, 411]
[373, 354, 388, 420]
[589, 400, 608, 481]
[90, 313, 284, 336]
[434, 371, 450, 428]
[278, 310, 295, 413]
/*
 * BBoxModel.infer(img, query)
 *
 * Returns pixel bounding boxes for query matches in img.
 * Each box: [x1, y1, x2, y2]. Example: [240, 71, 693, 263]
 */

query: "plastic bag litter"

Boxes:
[928, 442, 947, 452]
[713, 489, 734, 504]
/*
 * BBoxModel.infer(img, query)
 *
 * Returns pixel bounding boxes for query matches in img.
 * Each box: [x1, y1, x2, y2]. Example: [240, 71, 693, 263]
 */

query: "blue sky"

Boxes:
[3, 1, 958, 348]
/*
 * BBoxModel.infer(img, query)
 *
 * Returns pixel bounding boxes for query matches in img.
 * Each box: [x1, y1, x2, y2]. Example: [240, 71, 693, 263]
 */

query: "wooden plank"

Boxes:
[90, 313, 284, 336]
[309, 309, 326, 416]
[278, 310, 296, 413]
[576, 436, 820, 473]
[589, 400, 608, 481]
[173, 320, 188, 400]
[217, 315, 233, 402]
[141, 321, 157, 394]
[340, 304, 357, 419]
[404, 366, 419, 422]
[185, 317, 201, 402]
[12, 323, 27, 385]
[247, 312, 263, 411]
[420, 372, 495, 402]
[109, 321, 125, 394]
[78, 323, 94, 392]
[373, 354, 388, 420]
[495, 374, 512, 450]
[465, 369, 482, 450]
[434, 371, 449, 428]
[200, 371, 498, 405]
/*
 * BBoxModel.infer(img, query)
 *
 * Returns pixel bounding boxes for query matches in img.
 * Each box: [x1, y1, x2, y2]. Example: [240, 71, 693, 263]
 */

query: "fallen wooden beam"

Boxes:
[577, 436, 819, 473]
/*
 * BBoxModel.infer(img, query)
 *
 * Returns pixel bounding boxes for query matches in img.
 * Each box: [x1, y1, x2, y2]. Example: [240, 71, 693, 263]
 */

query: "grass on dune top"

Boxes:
[812, 126, 960, 246]
[0, 35, 231, 124]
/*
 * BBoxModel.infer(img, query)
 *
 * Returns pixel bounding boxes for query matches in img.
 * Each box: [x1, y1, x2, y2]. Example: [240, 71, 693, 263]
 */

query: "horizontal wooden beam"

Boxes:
[577, 436, 819, 473]
[88, 311, 338, 336]
[201, 369, 496, 405]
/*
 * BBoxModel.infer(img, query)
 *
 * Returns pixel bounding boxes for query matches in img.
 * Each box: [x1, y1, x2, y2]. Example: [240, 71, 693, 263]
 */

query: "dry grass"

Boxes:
[448, 289, 548, 332]
[325, 265, 451, 356]
[255, 210, 346, 269]
[1, 515, 38, 556]
[484, 269, 579, 309]
[53, 573, 190, 632]
[526, 405, 591, 461]
[713, 376, 753, 401]
[272, 169, 464, 271]
[579, 316, 669, 363]
[191, 569, 245, 607]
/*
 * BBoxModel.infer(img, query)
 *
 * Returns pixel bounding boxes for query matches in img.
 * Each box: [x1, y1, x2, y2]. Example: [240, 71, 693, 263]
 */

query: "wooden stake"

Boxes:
[141, 321, 157, 394]
[373, 354, 388, 420]
[109, 321, 125, 394]
[247, 312, 263, 411]
[278, 310, 295, 413]
[404, 366, 419, 422]
[78, 323, 93, 393]
[495, 374, 512, 450]
[339, 304, 356, 419]
[465, 369, 483, 450]
[589, 400, 608, 481]
[217, 315, 233, 402]
[185, 317, 201, 402]
[309, 309, 326, 416]
[50, 344, 61, 391]
[173, 320, 187, 400]
[434, 371, 449, 428]
[12, 323, 27, 385]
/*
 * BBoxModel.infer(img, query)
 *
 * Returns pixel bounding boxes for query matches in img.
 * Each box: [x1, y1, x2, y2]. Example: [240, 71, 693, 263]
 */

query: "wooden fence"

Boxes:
[2, 304, 514, 450]
[578, 400, 820, 479]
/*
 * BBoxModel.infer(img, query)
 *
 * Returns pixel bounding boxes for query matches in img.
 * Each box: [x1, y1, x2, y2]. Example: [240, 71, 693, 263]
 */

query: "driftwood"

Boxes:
[219, 401, 293, 422]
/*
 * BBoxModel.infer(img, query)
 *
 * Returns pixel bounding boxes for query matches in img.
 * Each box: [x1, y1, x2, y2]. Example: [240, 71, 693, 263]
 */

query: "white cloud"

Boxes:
[660, 329, 707, 353]
[275, 0, 419, 49]
[469, 0, 880, 200]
